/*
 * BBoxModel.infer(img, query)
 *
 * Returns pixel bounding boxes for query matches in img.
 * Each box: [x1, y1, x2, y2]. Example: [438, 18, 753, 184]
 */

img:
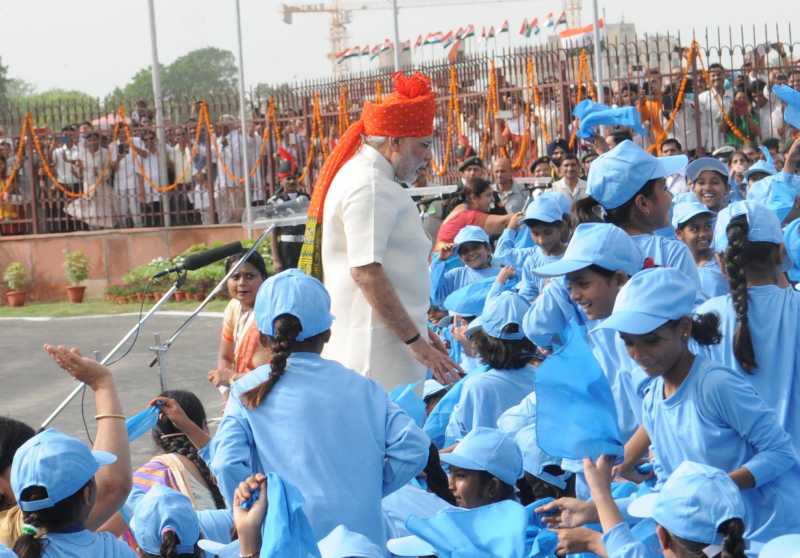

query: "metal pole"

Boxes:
[235, 0, 253, 238]
[146, 0, 171, 227]
[391, 0, 401, 70]
[592, 0, 605, 104]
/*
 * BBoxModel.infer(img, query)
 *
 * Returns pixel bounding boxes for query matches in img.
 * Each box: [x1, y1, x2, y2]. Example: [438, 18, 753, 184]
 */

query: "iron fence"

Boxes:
[0, 23, 798, 236]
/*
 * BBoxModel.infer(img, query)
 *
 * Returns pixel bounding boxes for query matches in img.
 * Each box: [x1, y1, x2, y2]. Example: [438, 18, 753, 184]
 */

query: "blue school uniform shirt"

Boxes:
[697, 285, 800, 451]
[698, 258, 729, 300]
[432, 264, 501, 307]
[642, 355, 800, 544]
[522, 277, 584, 348]
[493, 228, 539, 270]
[445, 365, 536, 442]
[36, 530, 136, 558]
[630, 234, 701, 298]
[517, 253, 563, 302]
[209, 352, 430, 546]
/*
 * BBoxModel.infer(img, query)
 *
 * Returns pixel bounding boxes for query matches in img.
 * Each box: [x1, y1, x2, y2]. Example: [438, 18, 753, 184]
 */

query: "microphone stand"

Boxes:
[41, 272, 188, 430]
[145, 224, 275, 368]
[41, 225, 275, 430]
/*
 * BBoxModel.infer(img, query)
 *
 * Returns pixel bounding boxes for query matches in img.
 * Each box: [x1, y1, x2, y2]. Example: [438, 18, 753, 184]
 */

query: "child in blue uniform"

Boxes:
[431, 226, 501, 306]
[209, 269, 429, 546]
[672, 200, 729, 299]
[685, 157, 731, 213]
[584, 458, 748, 558]
[596, 267, 800, 544]
[445, 291, 537, 442]
[575, 140, 701, 295]
[439, 427, 523, 509]
[697, 200, 800, 451]
[11, 430, 136, 558]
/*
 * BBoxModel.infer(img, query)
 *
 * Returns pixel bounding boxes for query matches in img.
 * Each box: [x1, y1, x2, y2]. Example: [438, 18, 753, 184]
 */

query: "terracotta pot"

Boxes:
[115, 296, 127, 305]
[192, 292, 206, 301]
[174, 290, 186, 302]
[66, 285, 86, 304]
[136, 292, 146, 302]
[126, 295, 137, 304]
[5, 291, 26, 307]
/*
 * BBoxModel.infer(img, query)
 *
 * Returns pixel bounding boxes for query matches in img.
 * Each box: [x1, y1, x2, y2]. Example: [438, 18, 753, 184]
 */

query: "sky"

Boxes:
[1, 0, 796, 99]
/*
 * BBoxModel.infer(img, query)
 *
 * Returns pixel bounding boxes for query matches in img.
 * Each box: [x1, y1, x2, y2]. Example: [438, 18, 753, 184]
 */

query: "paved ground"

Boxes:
[0, 312, 226, 467]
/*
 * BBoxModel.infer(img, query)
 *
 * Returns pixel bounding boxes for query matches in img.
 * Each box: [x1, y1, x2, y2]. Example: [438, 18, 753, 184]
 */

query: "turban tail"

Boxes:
[299, 72, 436, 279]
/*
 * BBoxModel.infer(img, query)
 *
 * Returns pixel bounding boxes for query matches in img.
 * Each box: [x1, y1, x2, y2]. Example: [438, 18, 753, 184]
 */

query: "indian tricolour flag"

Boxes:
[559, 18, 605, 43]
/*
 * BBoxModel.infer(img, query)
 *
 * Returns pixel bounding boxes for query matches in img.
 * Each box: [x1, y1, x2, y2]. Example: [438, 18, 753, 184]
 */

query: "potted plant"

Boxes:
[4, 262, 29, 307]
[63, 250, 89, 303]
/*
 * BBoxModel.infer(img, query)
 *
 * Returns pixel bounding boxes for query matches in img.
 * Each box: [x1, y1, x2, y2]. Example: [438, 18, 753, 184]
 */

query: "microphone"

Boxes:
[153, 241, 244, 278]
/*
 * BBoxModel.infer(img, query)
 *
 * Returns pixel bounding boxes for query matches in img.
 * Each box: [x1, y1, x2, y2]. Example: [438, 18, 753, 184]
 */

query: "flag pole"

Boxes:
[234, 0, 253, 237]
[592, 0, 605, 104]
[391, 0, 401, 70]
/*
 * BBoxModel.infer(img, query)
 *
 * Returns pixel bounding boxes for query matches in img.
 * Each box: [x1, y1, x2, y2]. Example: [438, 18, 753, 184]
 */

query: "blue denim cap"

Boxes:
[685, 156, 729, 183]
[628, 461, 745, 546]
[672, 200, 714, 229]
[593, 267, 696, 335]
[712, 200, 784, 253]
[523, 194, 564, 224]
[453, 225, 490, 254]
[514, 424, 571, 490]
[533, 223, 644, 277]
[587, 140, 687, 209]
[131, 485, 200, 556]
[784, 219, 800, 282]
[11, 429, 117, 512]
[759, 534, 800, 558]
[774, 84, 800, 129]
[467, 291, 529, 340]
[743, 159, 777, 182]
[318, 525, 383, 558]
[439, 427, 524, 487]
[254, 269, 334, 341]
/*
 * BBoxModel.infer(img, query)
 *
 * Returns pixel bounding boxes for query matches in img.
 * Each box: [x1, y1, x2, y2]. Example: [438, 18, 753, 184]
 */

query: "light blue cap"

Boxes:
[11, 429, 116, 512]
[467, 291, 529, 340]
[743, 159, 777, 181]
[784, 219, 800, 282]
[198, 539, 240, 558]
[523, 194, 565, 224]
[453, 225, 490, 253]
[254, 269, 334, 341]
[671, 200, 714, 229]
[318, 525, 383, 558]
[712, 200, 784, 253]
[759, 534, 800, 558]
[593, 267, 696, 335]
[774, 84, 800, 130]
[628, 461, 745, 546]
[496, 393, 536, 438]
[538, 191, 572, 217]
[685, 156, 729, 183]
[131, 485, 200, 556]
[514, 424, 571, 490]
[439, 427, 523, 487]
[443, 276, 495, 317]
[533, 223, 644, 277]
[587, 140, 687, 209]
[764, 179, 799, 224]
[423, 379, 448, 401]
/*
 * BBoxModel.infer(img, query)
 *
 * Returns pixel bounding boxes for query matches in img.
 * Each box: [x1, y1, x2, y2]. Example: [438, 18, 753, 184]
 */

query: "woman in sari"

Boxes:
[208, 251, 270, 391]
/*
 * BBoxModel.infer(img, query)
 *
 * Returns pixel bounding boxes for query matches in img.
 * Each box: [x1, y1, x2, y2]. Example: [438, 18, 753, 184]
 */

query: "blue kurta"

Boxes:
[209, 352, 430, 545]
[432, 264, 501, 307]
[630, 234, 701, 300]
[697, 285, 800, 452]
[642, 355, 800, 543]
[697, 258, 729, 300]
[445, 365, 537, 442]
[35, 531, 136, 558]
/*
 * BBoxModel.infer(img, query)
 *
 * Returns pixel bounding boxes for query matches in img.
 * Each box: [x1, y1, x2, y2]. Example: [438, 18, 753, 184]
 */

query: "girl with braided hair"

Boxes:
[209, 269, 429, 547]
[697, 200, 800, 452]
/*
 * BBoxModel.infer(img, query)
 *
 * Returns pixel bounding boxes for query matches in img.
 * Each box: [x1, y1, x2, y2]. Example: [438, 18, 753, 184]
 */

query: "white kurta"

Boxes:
[321, 144, 431, 391]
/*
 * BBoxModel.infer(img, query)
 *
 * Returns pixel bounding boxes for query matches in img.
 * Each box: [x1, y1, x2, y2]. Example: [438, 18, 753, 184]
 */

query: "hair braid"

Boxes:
[159, 435, 226, 509]
[724, 215, 757, 371]
[718, 518, 747, 558]
[242, 315, 302, 408]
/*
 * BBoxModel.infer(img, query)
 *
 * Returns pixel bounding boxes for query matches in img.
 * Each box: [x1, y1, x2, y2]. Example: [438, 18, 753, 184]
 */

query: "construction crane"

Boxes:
[281, 0, 560, 77]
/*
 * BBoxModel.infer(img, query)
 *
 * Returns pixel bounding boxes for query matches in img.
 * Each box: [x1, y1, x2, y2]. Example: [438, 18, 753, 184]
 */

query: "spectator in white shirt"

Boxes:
[214, 116, 246, 224]
[167, 126, 197, 225]
[48, 126, 83, 231]
[660, 138, 689, 194]
[749, 79, 773, 139]
[551, 154, 587, 201]
[70, 131, 114, 229]
[136, 131, 167, 227]
[697, 63, 733, 151]
[110, 137, 140, 228]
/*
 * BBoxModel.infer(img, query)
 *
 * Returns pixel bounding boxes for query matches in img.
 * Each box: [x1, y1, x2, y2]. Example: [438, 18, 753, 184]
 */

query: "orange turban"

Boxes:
[299, 72, 436, 279]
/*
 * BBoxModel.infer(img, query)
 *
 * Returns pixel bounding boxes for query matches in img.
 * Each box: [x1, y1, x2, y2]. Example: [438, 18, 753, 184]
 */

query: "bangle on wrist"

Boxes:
[95, 414, 126, 421]
[404, 333, 421, 345]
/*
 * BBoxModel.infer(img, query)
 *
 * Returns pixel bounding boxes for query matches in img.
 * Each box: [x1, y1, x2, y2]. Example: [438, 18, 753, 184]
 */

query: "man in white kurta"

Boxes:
[321, 144, 432, 389]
